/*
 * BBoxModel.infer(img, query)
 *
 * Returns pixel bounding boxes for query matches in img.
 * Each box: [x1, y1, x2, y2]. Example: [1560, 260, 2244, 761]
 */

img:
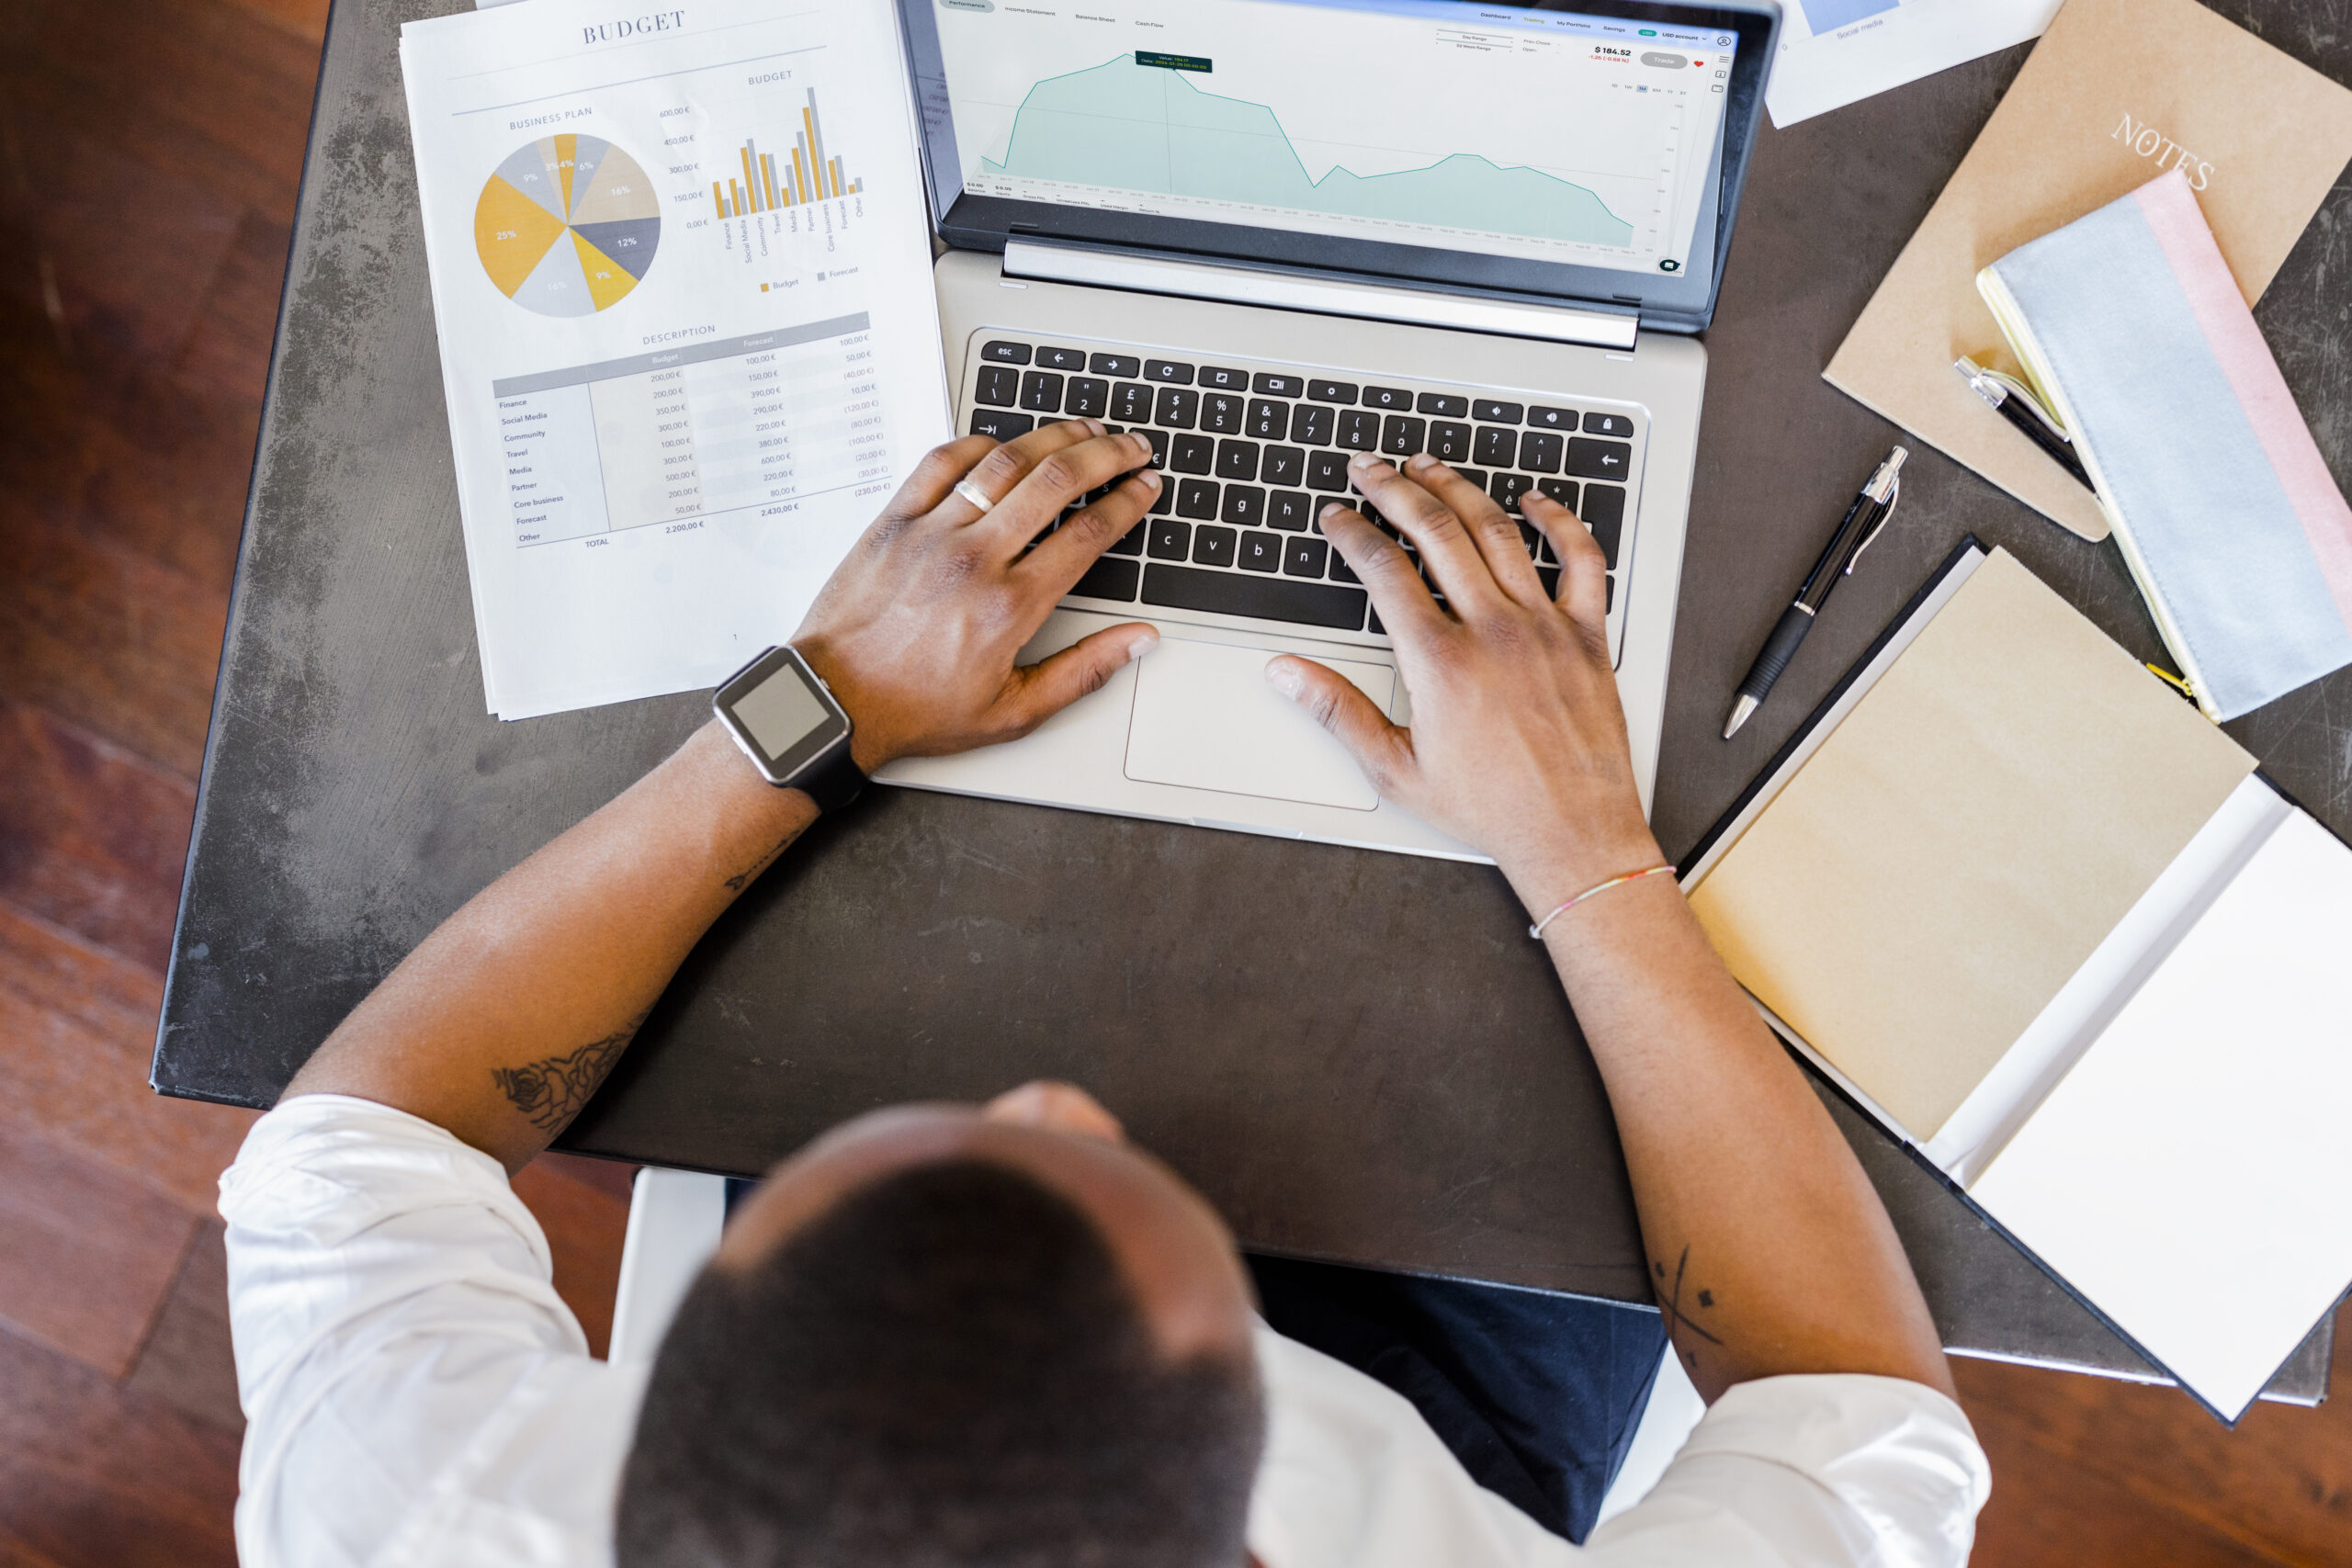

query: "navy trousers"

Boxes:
[1246, 1255, 1667, 1544]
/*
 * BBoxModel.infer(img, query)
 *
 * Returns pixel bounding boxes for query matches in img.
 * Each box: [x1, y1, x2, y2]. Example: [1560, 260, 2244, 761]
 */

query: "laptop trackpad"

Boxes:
[1124, 637, 1394, 811]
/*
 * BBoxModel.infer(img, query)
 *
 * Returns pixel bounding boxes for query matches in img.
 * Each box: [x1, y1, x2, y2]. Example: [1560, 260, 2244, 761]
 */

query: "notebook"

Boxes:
[1977, 170, 2352, 721]
[1823, 0, 2352, 542]
[1683, 541, 2352, 1422]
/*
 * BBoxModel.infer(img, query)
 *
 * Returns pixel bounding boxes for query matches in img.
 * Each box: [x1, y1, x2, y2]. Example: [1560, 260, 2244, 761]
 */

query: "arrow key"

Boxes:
[1566, 437, 1632, 480]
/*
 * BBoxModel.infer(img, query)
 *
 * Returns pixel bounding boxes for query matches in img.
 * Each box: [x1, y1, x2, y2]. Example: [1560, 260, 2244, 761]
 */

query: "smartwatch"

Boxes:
[711, 645, 865, 811]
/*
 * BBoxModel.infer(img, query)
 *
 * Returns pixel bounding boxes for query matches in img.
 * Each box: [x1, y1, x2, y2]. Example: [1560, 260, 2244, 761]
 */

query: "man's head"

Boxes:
[616, 1083, 1264, 1567]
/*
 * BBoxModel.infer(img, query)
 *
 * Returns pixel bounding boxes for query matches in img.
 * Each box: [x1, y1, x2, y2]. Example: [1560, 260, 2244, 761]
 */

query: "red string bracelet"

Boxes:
[1528, 864, 1679, 940]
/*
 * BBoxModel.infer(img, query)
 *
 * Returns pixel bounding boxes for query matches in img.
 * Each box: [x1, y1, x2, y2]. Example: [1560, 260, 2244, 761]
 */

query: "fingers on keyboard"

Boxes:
[971, 340, 1638, 632]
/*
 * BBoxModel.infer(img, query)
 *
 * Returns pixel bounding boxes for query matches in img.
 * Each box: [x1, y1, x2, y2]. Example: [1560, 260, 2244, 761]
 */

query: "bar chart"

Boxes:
[711, 88, 865, 219]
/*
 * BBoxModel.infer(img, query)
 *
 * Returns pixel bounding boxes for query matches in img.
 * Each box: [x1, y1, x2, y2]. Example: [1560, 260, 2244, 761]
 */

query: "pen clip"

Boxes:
[1955, 355, 2071, 441]
[1844, 472, 1900, 582]
[1955, 355, 2007, 412]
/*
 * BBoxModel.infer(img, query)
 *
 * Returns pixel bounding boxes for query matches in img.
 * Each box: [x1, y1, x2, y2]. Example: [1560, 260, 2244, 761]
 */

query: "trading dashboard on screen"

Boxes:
[929, 0, 1739, 277]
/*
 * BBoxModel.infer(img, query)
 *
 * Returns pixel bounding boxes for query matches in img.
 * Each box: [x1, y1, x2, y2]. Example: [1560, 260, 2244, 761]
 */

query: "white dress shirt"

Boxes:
[221, 1096, 1989, 1568]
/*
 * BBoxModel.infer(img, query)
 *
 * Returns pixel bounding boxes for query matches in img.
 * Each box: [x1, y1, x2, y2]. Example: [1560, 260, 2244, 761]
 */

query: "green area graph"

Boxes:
[981, 56, 1635, 247]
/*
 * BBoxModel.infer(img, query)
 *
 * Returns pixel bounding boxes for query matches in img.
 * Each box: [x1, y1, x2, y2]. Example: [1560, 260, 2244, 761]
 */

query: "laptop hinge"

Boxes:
[1001, 240, 1640, 352]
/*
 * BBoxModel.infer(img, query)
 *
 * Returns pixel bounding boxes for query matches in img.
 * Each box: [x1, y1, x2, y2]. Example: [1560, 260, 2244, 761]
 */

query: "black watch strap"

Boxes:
[713, 644, 865, 808]
[791, 740, 865, 813]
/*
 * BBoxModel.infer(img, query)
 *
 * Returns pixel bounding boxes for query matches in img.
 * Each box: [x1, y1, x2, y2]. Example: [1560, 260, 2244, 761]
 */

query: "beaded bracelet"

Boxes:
[1528, 864, 1679, 940]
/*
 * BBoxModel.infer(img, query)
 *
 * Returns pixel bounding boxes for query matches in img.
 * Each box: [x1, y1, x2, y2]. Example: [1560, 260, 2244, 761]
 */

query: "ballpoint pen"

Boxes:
[1955, 356, 2096, 492]
[1722, 446, 1906, 740]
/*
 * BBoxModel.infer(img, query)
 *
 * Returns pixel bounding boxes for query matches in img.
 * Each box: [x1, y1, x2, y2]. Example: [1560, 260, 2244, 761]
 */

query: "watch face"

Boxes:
[734, 665, 830, 757]
[716, 648, 851, 783]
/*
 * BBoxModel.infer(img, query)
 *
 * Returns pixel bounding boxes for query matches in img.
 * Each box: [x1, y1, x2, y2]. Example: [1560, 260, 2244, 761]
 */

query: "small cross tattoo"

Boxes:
[1657, 1246, 1724, 1352]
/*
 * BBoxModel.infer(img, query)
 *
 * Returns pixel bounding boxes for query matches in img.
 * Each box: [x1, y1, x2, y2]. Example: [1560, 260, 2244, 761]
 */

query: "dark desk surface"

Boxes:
[159, 0, 2349, 1399]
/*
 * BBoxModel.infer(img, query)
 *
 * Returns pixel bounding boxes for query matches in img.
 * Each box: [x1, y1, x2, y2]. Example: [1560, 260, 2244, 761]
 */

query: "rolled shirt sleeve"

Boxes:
[1250, 1325, 1988, 1568]
[219, 1095, 645, 1568]
[1583, 1375, 1989, 1567]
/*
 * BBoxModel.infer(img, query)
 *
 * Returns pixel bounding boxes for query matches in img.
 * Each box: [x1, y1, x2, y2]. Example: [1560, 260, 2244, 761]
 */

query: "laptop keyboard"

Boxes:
[961, 334, 1641, 660]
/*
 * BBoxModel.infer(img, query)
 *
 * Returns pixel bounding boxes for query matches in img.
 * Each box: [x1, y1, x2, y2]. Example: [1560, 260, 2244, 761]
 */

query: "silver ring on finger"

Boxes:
[954, 478, 999, 514]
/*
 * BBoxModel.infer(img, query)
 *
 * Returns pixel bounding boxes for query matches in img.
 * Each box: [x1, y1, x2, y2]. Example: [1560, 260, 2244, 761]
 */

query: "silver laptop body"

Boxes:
[882, 0, 1781, 857]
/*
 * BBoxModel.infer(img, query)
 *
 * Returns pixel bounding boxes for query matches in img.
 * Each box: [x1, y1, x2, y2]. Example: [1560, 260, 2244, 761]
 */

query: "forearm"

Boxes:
[285, 423, 1159, 1174]
[1529, 866, 1952, 1401]
[1273, 453, 1949, 1401]
[286, 720, 815, 1172]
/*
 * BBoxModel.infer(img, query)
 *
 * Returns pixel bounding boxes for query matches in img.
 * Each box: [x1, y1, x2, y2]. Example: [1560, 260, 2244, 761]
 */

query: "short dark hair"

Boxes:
[617, 1157, 1263, 1567]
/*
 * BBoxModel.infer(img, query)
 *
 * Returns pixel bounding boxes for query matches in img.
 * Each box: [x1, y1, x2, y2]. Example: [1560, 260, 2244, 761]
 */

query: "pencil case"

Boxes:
[1975, 168, 2352, 721]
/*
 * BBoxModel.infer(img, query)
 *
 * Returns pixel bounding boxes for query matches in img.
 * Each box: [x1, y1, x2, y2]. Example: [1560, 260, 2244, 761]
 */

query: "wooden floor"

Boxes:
[0, 0, 2346, 1562]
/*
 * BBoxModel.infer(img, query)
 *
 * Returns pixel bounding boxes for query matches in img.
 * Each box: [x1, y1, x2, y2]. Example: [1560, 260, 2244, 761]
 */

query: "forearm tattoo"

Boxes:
[492, 1010, 650, 1133]
[724, 825, 806, 892]
[1654, 1244, 1724, 1372]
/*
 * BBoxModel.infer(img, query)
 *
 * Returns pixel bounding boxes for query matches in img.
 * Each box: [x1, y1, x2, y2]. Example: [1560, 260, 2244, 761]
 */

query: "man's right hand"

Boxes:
[793, 420, 1161, 774]
[1267, 450, 1664, 917]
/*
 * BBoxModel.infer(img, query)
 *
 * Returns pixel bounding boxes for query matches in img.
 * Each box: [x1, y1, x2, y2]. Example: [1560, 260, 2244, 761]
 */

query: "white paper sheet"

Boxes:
[401, 0, 948, 718]
[1766, 0, 2064, 128]
[1969, 808, 2352, 1420]
[1922, 773, 2290, 1186]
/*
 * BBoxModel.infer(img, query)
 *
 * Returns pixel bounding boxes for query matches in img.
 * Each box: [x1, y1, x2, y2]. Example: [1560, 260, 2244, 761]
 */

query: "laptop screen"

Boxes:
[902, 0, 1779, 331]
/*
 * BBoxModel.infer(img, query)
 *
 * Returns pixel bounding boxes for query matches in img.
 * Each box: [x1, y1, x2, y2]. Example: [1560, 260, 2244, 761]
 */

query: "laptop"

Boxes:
[881, 0, 1781, 857]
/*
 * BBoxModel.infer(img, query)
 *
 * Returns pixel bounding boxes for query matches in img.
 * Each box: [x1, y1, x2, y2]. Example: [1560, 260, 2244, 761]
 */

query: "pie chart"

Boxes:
[475, 134, 662, 317]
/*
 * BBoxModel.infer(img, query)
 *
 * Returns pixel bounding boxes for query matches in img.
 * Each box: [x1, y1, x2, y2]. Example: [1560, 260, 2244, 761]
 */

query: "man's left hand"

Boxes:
[792, 419, 1163, 773]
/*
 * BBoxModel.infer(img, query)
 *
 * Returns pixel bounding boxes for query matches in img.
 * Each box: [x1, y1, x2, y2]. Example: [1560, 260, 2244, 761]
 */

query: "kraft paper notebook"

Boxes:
[1683, 543, 2352, 1422]
[1824, 0, 2352, 541]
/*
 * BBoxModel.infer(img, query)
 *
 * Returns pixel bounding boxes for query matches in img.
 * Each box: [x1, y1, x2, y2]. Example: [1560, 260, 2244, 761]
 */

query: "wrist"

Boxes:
[686, 721, 820, 893]
[692, 720, 823, 816]
[786, 637, 897, 775]
[846, 729, 892, 777]
[1499, 824, 1669, 924]
[705, 641, 868, 812]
